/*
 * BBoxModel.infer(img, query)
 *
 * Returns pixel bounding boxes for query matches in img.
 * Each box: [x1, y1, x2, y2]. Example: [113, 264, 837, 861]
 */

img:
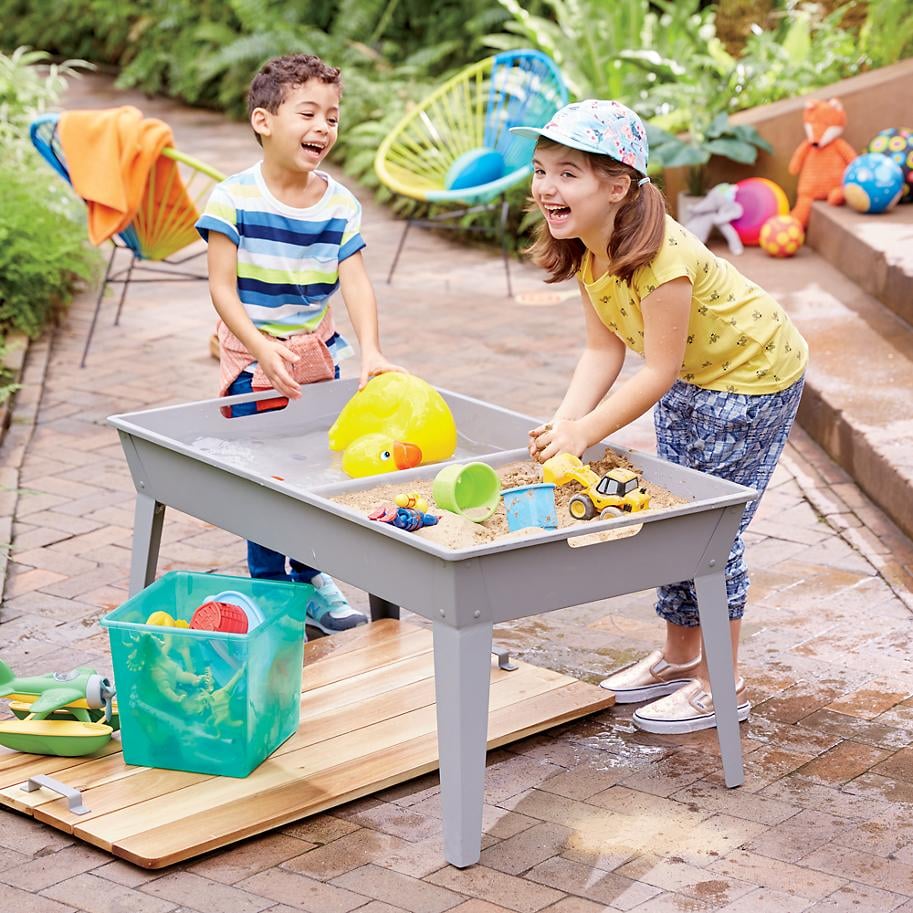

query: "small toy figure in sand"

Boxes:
[369, 504, 439, 531]
[543, 453, 650, 521]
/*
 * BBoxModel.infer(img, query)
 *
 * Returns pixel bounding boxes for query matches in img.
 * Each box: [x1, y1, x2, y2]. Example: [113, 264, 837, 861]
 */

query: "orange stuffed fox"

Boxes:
[788, 98, 857, 227]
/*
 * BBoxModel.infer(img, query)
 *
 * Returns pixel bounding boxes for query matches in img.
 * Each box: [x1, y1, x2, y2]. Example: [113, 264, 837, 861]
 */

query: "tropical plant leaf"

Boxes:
[703, 138, 760, 164]
[616, 49, 684, 80]
[655, 145, 709, 168]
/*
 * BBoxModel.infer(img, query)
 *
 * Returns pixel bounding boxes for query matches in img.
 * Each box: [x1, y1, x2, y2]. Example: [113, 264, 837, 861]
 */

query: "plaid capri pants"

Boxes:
[653, 375, 805, 626]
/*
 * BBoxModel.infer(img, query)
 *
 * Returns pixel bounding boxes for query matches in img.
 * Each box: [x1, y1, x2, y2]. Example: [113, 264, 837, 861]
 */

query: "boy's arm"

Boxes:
[207, 232, 302, 399]
[338, 251, 405, 388]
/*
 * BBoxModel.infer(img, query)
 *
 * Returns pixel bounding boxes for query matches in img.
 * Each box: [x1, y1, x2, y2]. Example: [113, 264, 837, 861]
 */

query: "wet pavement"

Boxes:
[1, 73, 913, 912]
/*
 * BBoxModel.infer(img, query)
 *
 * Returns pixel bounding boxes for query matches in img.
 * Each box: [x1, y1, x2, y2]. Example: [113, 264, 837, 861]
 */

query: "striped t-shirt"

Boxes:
[195, 162, 364, 363]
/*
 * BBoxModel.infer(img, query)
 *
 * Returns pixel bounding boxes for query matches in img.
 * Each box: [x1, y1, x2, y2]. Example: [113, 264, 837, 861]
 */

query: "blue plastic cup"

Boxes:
[501, 483, 558, 532]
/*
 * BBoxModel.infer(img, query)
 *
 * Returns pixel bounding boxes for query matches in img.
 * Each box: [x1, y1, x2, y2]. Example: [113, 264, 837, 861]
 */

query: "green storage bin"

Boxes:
[100, 572, 309, 778]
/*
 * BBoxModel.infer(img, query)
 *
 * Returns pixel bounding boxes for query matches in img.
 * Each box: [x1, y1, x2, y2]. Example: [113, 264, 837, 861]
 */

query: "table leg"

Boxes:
[695, 570, 744, 788]
[129, 493, 165, 596]
[368, 594, 400, 621]
[432, 620, 493, 868]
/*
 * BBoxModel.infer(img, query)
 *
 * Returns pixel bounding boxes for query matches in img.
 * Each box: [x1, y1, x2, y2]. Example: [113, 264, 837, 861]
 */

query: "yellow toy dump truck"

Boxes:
[542, 453, 650, 521]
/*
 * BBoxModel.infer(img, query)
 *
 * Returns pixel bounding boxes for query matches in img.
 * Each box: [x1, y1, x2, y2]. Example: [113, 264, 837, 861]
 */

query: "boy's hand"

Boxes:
[528, 419, 588, 463]
[255, 338, 302, 399]
[359, 352, 406, 390]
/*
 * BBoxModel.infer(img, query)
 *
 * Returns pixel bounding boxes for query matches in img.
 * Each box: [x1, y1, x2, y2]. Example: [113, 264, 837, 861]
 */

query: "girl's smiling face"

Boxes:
[531, 144, 628, 248]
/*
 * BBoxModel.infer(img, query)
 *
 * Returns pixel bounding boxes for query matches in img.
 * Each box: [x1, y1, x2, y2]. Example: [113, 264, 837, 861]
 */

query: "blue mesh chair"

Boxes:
[30, 112, 224, 367]
[374, 50, 568, 296]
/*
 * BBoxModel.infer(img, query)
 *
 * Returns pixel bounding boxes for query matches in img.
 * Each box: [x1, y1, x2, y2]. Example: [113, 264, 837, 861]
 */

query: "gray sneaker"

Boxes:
[305, 574, 368, 634]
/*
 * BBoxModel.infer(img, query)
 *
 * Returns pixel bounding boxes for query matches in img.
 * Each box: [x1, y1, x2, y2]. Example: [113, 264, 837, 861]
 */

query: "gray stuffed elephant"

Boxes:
[683, 183, 744, 255]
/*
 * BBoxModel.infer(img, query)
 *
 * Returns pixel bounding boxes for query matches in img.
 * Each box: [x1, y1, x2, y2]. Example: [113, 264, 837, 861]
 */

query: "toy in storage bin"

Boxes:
[100, 571, 309, 777]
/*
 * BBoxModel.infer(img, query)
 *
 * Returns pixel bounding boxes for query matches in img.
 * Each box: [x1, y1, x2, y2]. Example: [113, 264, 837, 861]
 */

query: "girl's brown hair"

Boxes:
[527, 138, 667, 285]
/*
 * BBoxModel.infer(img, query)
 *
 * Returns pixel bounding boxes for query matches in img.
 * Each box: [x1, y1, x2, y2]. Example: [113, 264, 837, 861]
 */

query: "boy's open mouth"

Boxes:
[301, 141, 326, 156]
[543, 203, 570, 224]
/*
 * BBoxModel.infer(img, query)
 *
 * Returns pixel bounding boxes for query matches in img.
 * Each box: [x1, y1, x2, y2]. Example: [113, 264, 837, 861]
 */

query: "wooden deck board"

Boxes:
[0, 621, 613, 867]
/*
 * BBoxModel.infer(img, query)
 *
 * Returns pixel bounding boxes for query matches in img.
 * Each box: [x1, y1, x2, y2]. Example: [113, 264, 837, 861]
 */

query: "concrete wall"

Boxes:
[663, 57, 913, 216]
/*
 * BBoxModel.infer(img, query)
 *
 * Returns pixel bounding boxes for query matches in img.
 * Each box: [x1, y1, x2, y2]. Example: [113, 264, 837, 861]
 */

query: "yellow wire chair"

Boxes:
[30, 112, 225, 367]
[375, 49, 568, 297]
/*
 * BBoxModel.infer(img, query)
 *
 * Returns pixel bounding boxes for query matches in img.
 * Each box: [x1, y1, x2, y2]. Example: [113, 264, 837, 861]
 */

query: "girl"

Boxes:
[511, 100, 808, 735]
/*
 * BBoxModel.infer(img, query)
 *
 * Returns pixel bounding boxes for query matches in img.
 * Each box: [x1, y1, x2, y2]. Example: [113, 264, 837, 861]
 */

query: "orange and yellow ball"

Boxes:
[759, 215, 805, 258]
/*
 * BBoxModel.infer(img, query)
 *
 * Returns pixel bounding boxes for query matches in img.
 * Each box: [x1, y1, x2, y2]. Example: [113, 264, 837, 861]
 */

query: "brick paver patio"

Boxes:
[2, 74, 913, 913]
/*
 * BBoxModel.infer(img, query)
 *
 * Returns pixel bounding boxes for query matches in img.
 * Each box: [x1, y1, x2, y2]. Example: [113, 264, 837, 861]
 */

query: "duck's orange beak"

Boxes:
[393, 441, 422, 470]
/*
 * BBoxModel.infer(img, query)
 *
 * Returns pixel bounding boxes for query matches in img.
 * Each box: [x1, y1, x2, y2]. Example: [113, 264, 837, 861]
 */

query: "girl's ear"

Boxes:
[251, 107, 271, 139]
[607, 173, 632, 203]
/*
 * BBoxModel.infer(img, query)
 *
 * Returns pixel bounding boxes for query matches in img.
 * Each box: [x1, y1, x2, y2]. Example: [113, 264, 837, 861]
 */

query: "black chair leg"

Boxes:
[498, 199, 513, 298]
[387, 220, 412, 285]
[113, 254, 136, 327]
[80, 244, 117, 369]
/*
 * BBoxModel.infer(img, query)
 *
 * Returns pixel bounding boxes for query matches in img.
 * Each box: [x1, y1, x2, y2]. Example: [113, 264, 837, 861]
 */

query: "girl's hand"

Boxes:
[256, 339, 302, 399]
[359, 352, 407, 389]
[528, 418, 589, 463]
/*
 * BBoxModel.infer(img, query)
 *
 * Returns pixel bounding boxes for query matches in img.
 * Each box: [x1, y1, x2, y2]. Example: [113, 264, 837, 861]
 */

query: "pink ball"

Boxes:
[731, 178, 790, 246]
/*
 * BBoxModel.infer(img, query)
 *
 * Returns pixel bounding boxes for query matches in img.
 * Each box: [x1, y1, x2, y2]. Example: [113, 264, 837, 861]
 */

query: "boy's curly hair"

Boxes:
[247, 54, 342, 120]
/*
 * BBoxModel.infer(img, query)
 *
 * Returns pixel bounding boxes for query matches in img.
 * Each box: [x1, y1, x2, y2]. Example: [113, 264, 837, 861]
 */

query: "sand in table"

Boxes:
[331, 449, 687, 551]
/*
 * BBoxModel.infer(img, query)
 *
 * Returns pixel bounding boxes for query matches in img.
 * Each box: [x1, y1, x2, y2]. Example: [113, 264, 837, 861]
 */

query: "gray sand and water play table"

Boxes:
[101, 379, 756, 866]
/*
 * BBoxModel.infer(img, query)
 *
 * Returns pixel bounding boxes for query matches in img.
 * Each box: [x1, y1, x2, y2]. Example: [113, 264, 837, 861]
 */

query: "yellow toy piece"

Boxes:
[328, 374, 457, 478]
[395, 492, 429, 513]
[145, 610, 189, 628]
[543, 453, 650, 521]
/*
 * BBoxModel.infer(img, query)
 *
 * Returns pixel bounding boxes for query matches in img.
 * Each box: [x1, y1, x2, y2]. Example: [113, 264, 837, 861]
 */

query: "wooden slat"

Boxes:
[0, 740, 122, 788]
[73, 663, 569, 847]
[0, 621, 613, 868]
[302, 626, 432, 690]
[303, 617, 405, 663]
[115, 682, 612, 868]
[4, 645, 443, 812]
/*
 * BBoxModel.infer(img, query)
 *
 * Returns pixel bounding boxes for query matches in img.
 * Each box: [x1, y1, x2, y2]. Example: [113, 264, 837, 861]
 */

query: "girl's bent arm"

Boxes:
[532, 277, 691, 460]
[552, 283, 628, 421]
[580, 277, 691, 442]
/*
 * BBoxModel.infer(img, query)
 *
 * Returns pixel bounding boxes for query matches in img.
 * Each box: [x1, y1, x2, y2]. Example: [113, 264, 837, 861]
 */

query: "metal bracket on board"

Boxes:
[491, 647, 518, 671]
[21, 775, 91, 815]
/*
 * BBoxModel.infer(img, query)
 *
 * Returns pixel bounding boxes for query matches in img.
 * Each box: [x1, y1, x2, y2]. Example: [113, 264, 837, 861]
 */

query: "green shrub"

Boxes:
[0, 47, 100, 338]
[0, 161, 99, 337]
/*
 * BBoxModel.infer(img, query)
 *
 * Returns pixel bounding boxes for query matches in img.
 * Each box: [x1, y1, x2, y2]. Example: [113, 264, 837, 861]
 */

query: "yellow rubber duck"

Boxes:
[328, 374, 457, 478]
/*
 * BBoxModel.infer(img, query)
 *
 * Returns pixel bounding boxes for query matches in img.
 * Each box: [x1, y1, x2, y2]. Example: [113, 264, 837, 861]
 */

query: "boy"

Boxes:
[196, 54, 402, 634]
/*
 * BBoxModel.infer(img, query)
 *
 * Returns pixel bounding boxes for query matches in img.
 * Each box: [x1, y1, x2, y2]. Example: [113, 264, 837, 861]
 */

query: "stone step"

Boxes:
[806, 201, 913, 330]
[729, 240, 913, 542]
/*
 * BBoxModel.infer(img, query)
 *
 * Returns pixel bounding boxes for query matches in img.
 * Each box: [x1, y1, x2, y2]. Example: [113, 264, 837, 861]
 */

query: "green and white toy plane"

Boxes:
[0, 661, 117, 756]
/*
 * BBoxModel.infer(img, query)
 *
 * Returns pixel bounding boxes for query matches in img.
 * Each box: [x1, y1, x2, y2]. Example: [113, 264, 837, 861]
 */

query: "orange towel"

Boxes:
[58, 106, 196, 254]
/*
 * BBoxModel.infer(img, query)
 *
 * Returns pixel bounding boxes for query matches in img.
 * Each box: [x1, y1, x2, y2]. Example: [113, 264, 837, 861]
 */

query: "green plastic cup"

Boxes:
[432, 462, 500, 523]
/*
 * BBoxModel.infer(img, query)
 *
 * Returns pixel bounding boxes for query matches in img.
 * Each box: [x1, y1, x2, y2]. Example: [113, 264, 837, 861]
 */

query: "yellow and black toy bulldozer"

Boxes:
[542, 453, 650, 521]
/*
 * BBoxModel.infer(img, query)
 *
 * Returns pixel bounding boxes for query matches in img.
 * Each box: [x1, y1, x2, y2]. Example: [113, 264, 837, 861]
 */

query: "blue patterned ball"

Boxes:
[843, 153, 906, 214]
[866, 128, 913, 203]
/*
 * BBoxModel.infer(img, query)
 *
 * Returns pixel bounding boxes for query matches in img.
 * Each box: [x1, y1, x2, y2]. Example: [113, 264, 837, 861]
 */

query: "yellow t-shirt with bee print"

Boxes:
[579, 215, 808, 395]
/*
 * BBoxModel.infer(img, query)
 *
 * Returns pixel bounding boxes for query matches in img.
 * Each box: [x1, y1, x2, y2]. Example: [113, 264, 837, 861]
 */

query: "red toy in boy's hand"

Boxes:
[190, 600, 249, 634]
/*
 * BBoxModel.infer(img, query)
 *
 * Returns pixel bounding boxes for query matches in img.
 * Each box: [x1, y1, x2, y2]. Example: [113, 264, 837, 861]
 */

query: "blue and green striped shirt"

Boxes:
[196, 162, 363, 361]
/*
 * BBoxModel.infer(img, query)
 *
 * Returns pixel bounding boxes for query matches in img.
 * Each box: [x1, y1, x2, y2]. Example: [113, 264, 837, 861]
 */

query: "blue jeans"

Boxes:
[653, 375, 805, 626]
[226, 367, 339, 583]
